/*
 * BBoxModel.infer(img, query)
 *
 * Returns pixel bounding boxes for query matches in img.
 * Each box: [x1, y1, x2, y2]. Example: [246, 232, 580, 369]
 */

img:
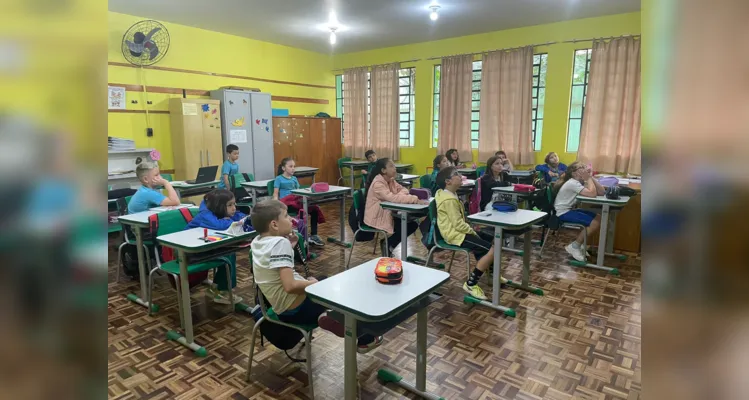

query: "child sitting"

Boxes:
[361, 149, 378, 188]
[430, 155, 451, 193]
[479, 155, 510, 211]
[185, 189, 248, 304]
[494, 151, 514, 173]
[446, 149, 466, 168]
[435, 167, 507, 300]
[535, 151, 567, 183]
[553, 161, 605, 261]
[128, 161, 179, 214]
[250, 199, 382, 353]
[273, 157, 325, 246]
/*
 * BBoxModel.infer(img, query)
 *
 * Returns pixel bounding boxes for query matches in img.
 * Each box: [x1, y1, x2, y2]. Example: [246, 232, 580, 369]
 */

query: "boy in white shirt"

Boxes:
[250, 199, 382, 353]
[553, 162, 605, 262]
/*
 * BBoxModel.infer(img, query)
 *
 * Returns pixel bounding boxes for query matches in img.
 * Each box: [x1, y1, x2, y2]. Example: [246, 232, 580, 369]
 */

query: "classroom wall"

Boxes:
[332, 12, 641, 173]
[108, 11, 336, 171]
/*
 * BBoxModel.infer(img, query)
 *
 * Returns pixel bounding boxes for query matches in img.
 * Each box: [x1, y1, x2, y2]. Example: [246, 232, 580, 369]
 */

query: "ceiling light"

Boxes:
[329, 28, 337, 45]
[429, 3, 441, 21]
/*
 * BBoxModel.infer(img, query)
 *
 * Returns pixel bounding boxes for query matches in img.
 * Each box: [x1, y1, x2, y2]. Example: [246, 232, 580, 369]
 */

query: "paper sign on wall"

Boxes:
[230, 129, 247, 143]
[108, 86, 126, 110]
[182, 103, 198, 116]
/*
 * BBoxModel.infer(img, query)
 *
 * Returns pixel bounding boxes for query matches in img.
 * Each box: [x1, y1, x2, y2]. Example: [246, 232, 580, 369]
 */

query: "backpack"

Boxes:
[605, 185, 621, 200]
[419, 200, 437, 250]
[148, 208, 209, 289]
[347, 189, 376, 241]
[618, 186, 637, 197]
[468, 180, 481, 215]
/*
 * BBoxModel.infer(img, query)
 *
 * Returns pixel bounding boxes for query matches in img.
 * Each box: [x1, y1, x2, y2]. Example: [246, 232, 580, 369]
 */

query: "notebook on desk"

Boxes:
[185, 166, 218, 184]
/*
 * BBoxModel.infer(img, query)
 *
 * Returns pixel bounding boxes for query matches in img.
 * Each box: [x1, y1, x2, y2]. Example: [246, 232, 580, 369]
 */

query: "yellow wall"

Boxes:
[108, 11, 336, 170]
[333, 12, 641, 173]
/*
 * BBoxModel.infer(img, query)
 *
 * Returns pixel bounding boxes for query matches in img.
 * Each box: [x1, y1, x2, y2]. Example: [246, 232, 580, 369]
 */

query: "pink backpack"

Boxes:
[468, 179, 481, 215]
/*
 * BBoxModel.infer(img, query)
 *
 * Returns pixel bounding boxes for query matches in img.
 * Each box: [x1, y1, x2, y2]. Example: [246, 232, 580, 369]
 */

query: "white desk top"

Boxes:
[171, 180, 220, 188]
[294, 166, 319, 174]
[118, 205, 198, 226]
[380, 199, 432, 212]
[305, 258, 449, 321]
[458, 168, 477, 174]
[291, 185, 350, 197]
[241, 179, 272, 189]
[576, 195, 631, 206]
[508, 170, 534, 176]
[467, 209, 547, 229]
[157, 227, 255, 253]
[491, 185, 540, 196]
[397, 174, 419, 181]
[394, 163, 413, 169]
[341, 160, 370, 166]
[462, 179, 476, 187]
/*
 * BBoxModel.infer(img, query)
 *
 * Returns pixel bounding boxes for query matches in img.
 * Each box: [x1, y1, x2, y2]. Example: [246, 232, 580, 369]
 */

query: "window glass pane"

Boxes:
[472, 100, 480, 111]
[471, 111, 479, 121]
[570, 86, 585, 118]
[399, 86, 409, 95]
[400, 122, 409, 130]
[537, 105, 544, 119]
[471, 131, 479, 140]
[400, 112, 409, 122]
[471, 91, 481, 101]
[471, 121, 479, 131]
[567, 119, 581, 152]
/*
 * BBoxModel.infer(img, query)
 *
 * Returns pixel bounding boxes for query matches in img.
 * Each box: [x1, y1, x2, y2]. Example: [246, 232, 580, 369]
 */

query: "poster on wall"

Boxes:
[108, 86, 126, 110]
[230, 129, 247, 144]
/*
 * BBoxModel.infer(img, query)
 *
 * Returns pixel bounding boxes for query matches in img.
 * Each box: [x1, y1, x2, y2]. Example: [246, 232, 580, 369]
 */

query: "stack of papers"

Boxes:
[108, 137, 136, 151]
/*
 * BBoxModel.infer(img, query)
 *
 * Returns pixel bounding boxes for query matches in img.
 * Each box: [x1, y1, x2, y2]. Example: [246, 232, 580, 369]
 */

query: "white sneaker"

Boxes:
[213, 291, 243, 305]
[565, 243, 586, 262]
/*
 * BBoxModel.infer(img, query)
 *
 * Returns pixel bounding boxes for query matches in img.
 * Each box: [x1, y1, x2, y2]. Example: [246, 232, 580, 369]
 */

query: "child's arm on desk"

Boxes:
[155, 176, 180, 206]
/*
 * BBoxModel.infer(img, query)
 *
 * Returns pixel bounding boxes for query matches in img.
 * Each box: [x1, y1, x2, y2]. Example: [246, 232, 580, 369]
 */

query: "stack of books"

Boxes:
[108, 137, 136, 151]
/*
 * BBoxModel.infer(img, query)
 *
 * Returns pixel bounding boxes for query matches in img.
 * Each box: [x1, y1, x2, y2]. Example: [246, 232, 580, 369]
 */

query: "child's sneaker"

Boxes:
[357, 335, 384, 354]
[212, 290, 243, 305]
[565, 242, 586, 262]
[463, 283, 488, 300]
[309, 235, 325, 246]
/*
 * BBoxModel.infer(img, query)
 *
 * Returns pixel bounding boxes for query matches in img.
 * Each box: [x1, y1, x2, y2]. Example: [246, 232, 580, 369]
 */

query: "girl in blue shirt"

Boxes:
[186, 189, 249, 304]
[273, 158, 325, 246]
[535, 151, 568, 183]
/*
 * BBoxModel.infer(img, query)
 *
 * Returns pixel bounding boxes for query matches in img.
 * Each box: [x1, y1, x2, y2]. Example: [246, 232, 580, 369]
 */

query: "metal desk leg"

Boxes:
[343, 313, 358, 400]
[327, 194, 352, 247]
[349, 167, 355, 196]
[125, 226, 159, 312]
[166, 250, 207, 356]
[400, 211, 408, 260]
[505, 230, 544, 296]
[569, 204, 619, 275]
[378, 308, 443, 400]
[500, 193, 523, 255]
[250, 187, 257, 208]
[302, 195, 309, 249]
[465, 227, 515, 317]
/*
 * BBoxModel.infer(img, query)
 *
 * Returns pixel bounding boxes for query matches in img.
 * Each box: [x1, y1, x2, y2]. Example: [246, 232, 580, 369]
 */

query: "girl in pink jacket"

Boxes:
[364, 158, 427, 257]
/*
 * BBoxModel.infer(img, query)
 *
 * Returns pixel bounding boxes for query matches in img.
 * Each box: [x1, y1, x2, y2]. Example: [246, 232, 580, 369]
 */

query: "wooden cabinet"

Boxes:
[272, 117, 342, 185]
[169, 98, 223, 181]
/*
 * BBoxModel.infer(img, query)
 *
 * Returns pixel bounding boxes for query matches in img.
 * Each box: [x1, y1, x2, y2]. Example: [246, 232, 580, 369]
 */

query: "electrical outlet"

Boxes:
[146, 127, 153, 137]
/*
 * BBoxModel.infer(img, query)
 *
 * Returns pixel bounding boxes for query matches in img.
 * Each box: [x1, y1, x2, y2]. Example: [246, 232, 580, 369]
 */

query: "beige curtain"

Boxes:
[437, 54, 473, 161]
[370, 63, 400, 161]
[343, 66, 369, 157]
[478, 46, 534, 163]
[578, 37, 641, 174]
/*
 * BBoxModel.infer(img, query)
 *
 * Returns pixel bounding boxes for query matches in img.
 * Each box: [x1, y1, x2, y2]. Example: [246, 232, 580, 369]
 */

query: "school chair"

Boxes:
[146, 209, 235, 316]
[423, 200, 471, 276]
[229, 172, 254, 214]
[535, 185, 588, 260]
[336, 157, 363, 189]
[476, 166, 486, 178]
[246, 283, 317, 399]
[346, 189, 389, 270]
[114, 196, 153, 282]
[419, 174, 434, 194]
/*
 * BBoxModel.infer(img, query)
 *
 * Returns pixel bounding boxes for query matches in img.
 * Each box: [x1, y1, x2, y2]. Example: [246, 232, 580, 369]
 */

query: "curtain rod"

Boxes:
[332, 58, 421, 72]
[563, 34, 641, 43]
[426, 41, 557, 61]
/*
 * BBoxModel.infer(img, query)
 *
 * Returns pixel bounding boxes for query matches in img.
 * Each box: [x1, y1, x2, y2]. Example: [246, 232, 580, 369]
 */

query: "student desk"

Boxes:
[294, 166, 319, 182]
[306, 258, 449, 400]
[491, 185, 543, 254]
[573, 195, 630, 274]
[341, 160, 370, 194]
[507, 170, 535, 184]
[171, 180, 220, 199]
[116, 205, 198, 312]
[466, 209, 547, 316]
[291, 185, 351, 249]
[240, 179, 272, 207]
[157, 227, 254, 356]
[395, 173, 419, 187]
[380, 201, 430, 261]
[457, 168, 478, 179]
[394, 163, 413, 173]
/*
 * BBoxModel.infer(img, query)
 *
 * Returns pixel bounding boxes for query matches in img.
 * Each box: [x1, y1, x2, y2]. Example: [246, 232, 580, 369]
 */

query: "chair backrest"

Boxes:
[149, 208, 198, 237]
[352, 188, 365, 210]
[266, 180, 275, 195]
[420, 174, 433, 190]
[337, 157, 352, 169]
[229, 172, 254, 189]
[476, 166, 486, 177]
[428, 200, 439, 244]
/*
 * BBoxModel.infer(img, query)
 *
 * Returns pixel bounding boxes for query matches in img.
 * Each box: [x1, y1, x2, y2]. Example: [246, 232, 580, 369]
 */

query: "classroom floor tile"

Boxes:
[108, 203, 641, 399]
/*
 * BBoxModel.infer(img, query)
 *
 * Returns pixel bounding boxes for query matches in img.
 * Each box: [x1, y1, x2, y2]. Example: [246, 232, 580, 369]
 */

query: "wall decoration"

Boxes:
[242, 99, 247, 104]
[108, 86, 126, 110]
[280, 128, 286, 134]
[261, 118, 269, 125]
[201, 104, 210, 112]
[232, 117, 245, 127]
[230, 129, 247, 143]
[182, 102, 198, 116]
[265, 126, 270, 133]
[212, 108, 217, 114]
[255, 119, 260, 125]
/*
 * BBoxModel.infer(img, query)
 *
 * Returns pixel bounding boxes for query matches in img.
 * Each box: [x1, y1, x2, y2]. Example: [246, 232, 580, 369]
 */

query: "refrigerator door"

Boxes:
[249, 92, 275, 180]
[221, 90, 254, 176]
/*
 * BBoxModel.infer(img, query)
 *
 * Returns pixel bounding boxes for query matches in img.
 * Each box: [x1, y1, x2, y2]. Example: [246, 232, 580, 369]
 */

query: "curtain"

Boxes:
[478, 46, 534, 163]
[370, 63, 400, 161]
[578, 37, 641, 174]
[437, 54, 473, 161]
[343, 66, 369, 158]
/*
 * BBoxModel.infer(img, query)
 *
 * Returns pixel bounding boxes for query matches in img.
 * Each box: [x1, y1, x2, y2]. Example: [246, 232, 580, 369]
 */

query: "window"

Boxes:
[567, 49, 592, 152]
[335, 68, 416, 147]
[532, 54, 548, 152]
[433, 57, 548, 150]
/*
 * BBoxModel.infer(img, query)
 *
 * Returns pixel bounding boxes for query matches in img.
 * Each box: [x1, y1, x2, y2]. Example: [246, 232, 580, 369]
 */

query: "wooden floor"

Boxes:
[107, 202, 641, 400]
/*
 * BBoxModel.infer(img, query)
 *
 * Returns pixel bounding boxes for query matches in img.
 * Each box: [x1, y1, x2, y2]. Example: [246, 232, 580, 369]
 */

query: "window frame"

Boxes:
[531, 53, 548, 152]
[566, 48, 592, 153]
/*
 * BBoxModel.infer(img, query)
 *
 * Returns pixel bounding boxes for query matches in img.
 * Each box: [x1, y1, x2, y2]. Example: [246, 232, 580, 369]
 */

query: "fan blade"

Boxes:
[148, 45, 160, 60]
[126, 40, 144, 54]
[144, 27, 161, 43]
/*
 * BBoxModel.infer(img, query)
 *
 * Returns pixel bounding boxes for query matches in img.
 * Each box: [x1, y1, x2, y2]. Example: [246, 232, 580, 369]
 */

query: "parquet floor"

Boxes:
[107, 202, 641, 400]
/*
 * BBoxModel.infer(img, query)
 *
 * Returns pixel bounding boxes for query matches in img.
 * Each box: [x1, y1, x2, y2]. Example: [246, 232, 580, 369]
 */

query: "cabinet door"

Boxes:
[223, 91, 253, 175]
[202, 101, 224, 178]
[182, 101, 206, 180]
[291, 118, 311, 166]
[323, 118, 343, 184]
[273, 118, 293, 172]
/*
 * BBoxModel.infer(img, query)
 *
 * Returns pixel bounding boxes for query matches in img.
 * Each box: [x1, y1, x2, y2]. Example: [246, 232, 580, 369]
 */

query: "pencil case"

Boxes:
[374, 258, 403, 284]
[310, 182, 329, 193]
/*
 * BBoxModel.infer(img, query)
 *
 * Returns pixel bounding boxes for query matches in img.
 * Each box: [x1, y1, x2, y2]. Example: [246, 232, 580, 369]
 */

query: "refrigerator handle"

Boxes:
[207, 150, 211, 165]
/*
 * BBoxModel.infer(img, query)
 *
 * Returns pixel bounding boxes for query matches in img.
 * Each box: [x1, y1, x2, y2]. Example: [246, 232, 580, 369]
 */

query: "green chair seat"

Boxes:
[125, 238, 155, 246]
[436, 238, 465, 251]
[359, 224, 384, 233]
[266, 307, 317, 332]
[159, 258, 228, 275]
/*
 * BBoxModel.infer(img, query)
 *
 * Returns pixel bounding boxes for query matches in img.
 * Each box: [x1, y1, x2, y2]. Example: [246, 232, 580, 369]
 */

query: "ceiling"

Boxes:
[109, 0, 640, 54]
